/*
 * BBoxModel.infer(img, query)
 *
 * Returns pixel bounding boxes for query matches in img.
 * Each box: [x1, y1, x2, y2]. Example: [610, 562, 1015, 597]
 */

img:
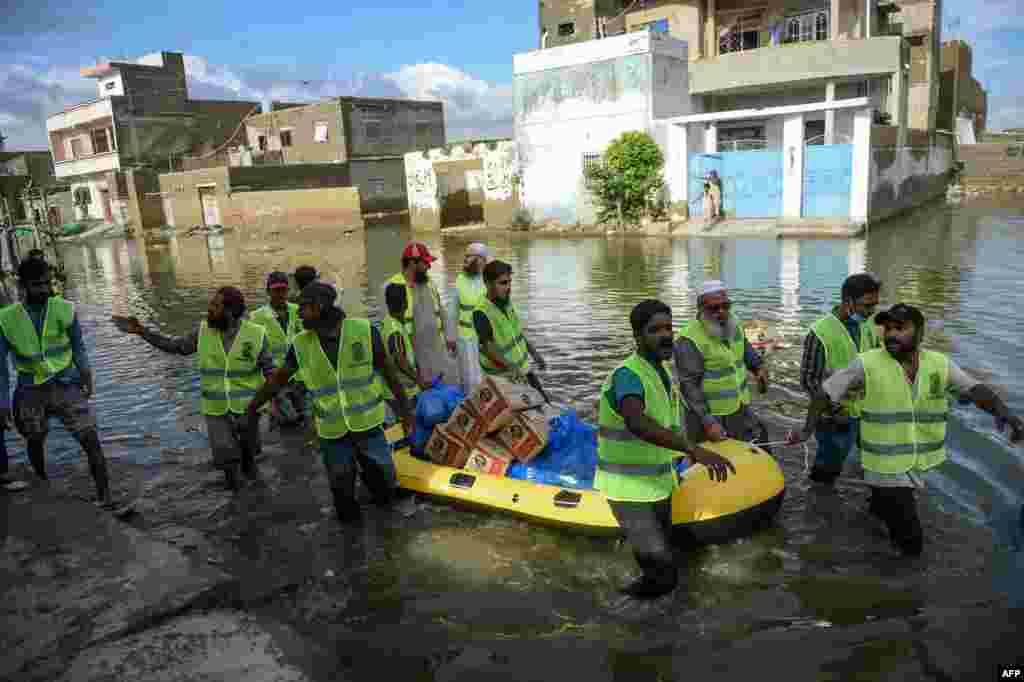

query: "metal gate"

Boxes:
[689, 150, 783, 218]
[802, 144, 853, 218]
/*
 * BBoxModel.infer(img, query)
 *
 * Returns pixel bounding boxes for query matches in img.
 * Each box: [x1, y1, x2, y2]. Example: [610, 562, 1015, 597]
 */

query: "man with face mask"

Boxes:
[249, 271, 304, 428]
[0, 258, 112, 505]
[385, 242, 456, 387]
[800, 273, 884, 486]
[247, 282, 414, 524]
[472, 260, 547, 393]
[112, 287, 273, 491]
[675, 280, 769, 447]
[788, 303, 1024, 557]
[597, 299, 736, 598]
[449, 243, 489, 395]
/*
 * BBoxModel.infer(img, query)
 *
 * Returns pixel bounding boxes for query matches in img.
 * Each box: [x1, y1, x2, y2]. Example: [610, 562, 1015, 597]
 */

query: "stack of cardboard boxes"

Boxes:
[425, 376, 561, 477]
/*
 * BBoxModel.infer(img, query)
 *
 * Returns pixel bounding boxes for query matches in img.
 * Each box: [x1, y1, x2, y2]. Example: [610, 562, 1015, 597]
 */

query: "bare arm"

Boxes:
[140, 325, 201, 355]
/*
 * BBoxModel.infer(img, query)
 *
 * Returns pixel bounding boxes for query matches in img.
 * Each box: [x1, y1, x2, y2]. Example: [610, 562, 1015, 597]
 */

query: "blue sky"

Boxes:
[2, 0, 1022, 150]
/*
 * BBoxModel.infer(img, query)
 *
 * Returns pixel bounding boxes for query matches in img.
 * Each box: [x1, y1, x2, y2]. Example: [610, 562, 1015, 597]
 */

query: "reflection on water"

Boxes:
[9, 201, 1023, 657]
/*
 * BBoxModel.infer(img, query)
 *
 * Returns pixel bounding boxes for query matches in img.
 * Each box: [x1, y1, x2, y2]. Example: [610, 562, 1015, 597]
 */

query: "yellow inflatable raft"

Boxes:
[385, 426, 785, 545]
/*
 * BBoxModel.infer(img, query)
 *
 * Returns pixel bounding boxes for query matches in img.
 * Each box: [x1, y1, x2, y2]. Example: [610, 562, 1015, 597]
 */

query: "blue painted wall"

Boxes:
[689, 150, 784, 218]
[803, 144, 853, 218]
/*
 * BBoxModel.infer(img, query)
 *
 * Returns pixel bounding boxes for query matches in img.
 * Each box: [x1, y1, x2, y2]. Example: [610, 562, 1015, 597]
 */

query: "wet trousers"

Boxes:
[607, 497, 678, 592]
[868, 485, 924, 557]
[320, 426, 397, 522]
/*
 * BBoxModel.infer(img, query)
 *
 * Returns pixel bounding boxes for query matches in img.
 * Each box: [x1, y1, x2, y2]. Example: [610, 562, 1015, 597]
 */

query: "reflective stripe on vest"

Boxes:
[476, 298, 531, 377]
[677, 317, 750, 416]
[859, 348, 950, 475]
[595, 353, 680, 503]
[387, 272, 444, 341]
[455, 273, 485, 340]
[0, 298, 75, 385]
[809, 311, 882, 417]
[378, 316, 421, 400]
[197, 320, 267, 416]
[292, 318, 385, 439]
[249, 304, 300, 366]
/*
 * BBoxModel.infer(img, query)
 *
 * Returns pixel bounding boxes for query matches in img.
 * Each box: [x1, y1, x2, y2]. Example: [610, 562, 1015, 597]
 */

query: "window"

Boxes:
[366, 178, 386, 195]
[280, 130, 293, 147]
[90, 128, 110, 154]
[105, 81, 117, 91]
[557, 22, 575, 37]
[258, 135, 267, 151]
[582, 153, 601, 188]
[70, 137, 85, 159]
[720, 12, 762, 53]
[787, 10, 829, 43]
[314, 122, 329, 143]
[73, 187, 91, 205]
[363, 116, 382, 140]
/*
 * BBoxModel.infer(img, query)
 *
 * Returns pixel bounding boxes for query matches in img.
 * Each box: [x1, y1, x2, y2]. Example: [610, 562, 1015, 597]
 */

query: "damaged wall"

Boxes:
[869, 134, 952, 222]
[404, 140, 519, 230]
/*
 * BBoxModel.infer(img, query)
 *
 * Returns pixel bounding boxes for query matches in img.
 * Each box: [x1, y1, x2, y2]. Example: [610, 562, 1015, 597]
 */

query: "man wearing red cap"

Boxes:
[113, 287, 275, 491]
[250, 271, 305, 428]
[385, 242, 456, 386]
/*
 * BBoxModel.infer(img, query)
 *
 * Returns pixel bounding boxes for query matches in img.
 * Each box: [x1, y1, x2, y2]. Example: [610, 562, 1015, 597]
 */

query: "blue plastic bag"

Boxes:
[506, 409, 598, 490]
[411, 379, 466, 455]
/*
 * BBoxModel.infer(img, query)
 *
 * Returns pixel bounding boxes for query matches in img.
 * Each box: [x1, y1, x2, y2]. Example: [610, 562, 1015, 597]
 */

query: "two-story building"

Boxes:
[939, 39, 987, 140]
[243, 97, 446, 213]
[46, 51, 259, 226]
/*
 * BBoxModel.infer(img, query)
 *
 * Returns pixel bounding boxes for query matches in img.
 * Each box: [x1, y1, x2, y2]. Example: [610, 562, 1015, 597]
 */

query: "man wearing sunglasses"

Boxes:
[675, 280, 769, 446]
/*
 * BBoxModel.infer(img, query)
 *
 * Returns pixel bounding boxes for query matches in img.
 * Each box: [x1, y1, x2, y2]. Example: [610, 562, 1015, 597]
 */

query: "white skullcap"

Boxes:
[467, 242, 489, 258]
[701, 280, 727, 297]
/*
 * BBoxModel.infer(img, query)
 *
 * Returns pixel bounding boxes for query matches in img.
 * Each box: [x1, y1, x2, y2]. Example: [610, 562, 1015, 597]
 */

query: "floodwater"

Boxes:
[11, 199, 1024, 678]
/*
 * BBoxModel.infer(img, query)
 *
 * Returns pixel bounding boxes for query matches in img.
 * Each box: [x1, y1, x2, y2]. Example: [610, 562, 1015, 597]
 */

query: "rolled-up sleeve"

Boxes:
[674, 337, 716, 425]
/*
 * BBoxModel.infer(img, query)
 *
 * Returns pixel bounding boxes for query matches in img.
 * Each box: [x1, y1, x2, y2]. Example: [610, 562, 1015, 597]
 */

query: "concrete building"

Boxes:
[404, 140, 520, 230]
[45, 51, 259, 226]
[538, 0, 944, 135]
[0, 151, 68, 226]
[515, 32, 697, 224]
[243, 97, 446, 213]
[938, 40, 987, 137]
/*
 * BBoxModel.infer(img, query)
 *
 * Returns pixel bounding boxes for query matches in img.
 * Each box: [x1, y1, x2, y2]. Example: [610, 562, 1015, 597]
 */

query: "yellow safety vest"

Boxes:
[292, 318, 385, 439]
[677, 317, 751, 416]
[386, 272, 445, 342]
[476, 297, 531, 378]
[808, 310, 882, 417]
[595, 353, 680, 502]
[249, 303, 301, 367]
[859, 349, 950, 475]
[380, 315, 421, 400]
[0, 297, 75, 384]
[197, 320, 267, 416]
[455, 272, 486, 340]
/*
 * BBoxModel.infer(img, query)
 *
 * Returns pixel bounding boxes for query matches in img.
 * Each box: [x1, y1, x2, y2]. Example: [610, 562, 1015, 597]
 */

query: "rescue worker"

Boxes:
[800, 273, 884, 486]
[473, 260, 548, 396]
[596, 299, 736, 598]
[675, 280, 769, 445]
[0, 274, 15, 492]
[0, 257, 113, 506]
[112, 287, 273, 491]
[247, 282, 414, 524]
[249, 271, 304, 427]
[384, 242, 455, 386]
[382, 282, 430, 421]
[448, 242, 489, 395]
[787, 303, 1024, 557]
[291, 265, 318, 305]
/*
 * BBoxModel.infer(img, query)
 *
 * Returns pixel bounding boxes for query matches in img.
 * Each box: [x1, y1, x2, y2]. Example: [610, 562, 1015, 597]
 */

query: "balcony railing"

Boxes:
[53, 151, 121, 179]
[46, 98, 114, 132]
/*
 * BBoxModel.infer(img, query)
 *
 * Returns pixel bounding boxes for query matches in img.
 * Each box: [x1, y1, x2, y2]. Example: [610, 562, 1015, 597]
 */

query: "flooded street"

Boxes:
[10, 200, 1024, 679]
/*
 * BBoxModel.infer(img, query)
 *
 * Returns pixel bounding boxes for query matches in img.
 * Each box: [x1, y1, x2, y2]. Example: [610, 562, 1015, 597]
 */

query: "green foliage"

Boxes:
[583, 131, 664, 225]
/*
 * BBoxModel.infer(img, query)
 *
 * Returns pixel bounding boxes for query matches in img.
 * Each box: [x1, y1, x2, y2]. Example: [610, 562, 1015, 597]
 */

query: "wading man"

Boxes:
[473, 260, 547, 395]
[249, 271, 305, 428]
[385, 242, 456, 386]
[597, 299, 736, 598]
[449, 242, 489, 395]
[113, 287, 272, 490]
[0, 258, 113, 506]
[800, 273, 883, 486]
[788, 304, 1024, 556]
[675, 280, 769, 446]
[248, 283, 414, 524]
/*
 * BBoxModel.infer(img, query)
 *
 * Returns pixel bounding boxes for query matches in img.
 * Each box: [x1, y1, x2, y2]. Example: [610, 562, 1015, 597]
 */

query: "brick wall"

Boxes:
[245, 101, 346, 164]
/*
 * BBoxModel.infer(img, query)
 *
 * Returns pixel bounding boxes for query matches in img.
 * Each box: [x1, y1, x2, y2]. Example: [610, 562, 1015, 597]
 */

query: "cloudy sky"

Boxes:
[1, 0, 1021, 151]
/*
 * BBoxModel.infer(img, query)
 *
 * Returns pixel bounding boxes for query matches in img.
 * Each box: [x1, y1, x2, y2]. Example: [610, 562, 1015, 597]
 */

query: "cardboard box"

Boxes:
[463, 438, 514, 477]
[470, 376, 546, 435]
[494, 408, 553, 462]
[425, 425, 471, 468]
[444, 401, 486, 448]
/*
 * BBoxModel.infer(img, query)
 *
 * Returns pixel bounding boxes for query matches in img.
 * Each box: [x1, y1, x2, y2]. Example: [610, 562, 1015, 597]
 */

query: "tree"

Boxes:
[583, 131, 664, 226]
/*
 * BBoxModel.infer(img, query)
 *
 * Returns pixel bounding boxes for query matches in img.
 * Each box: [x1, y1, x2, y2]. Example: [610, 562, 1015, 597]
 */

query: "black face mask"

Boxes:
[414, 270, 429, 284]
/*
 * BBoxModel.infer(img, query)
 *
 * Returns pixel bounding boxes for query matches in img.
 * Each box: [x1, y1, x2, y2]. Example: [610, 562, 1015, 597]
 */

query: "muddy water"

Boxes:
[12, 200, 1024, 678]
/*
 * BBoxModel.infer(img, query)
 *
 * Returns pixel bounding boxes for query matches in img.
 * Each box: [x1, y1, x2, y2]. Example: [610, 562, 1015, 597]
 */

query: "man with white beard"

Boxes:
[674, 280, 770, 446]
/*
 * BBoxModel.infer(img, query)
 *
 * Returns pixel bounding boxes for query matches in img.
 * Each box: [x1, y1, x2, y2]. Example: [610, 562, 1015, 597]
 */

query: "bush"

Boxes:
[583, 131, 665, 226]
[510, 208, 533, 230]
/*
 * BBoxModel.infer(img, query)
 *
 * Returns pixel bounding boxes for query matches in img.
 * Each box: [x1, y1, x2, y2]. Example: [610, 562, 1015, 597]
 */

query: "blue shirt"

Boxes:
[0, 302, 90, 409]
[604, 358, 672, 416]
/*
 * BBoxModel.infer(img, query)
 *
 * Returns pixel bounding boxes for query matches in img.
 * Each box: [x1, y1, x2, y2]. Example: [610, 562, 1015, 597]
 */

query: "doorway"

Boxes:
[100, 188, 113, 222]
[198, 186, 220, 227]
